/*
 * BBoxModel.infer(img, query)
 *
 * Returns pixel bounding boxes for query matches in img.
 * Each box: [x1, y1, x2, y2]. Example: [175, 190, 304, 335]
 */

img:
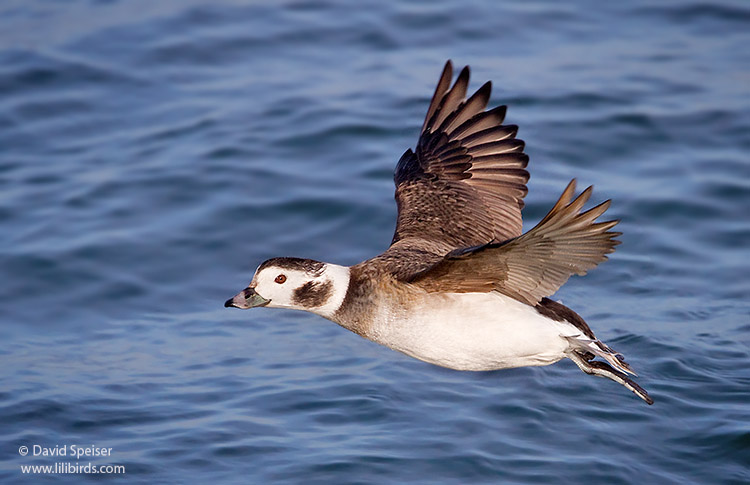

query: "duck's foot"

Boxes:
[567, 350, 654, 405]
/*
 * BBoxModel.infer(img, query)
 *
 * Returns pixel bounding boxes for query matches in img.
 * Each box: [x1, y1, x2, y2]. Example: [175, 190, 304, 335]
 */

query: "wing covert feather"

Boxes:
[406, 180, 621, 305]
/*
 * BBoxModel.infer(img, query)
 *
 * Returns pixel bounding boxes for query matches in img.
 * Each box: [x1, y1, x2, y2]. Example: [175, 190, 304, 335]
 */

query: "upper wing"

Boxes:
[405, 180, 622, 306]
[390, 61, 530, 256]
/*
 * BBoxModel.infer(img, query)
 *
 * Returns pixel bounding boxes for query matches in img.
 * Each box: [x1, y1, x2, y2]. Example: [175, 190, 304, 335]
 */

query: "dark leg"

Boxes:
[567, 351, 654, 405]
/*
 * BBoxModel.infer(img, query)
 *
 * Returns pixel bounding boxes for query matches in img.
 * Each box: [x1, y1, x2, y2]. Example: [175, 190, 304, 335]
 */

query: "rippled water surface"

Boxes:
[1, 1, 749, 483]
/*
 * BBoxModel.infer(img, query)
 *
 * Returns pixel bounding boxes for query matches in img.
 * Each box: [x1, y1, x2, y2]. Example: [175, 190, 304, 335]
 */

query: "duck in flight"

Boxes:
[225, 61, 653, 405]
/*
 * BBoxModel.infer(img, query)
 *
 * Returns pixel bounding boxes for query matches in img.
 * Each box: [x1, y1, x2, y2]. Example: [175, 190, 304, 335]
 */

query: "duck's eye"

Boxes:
[275, 274, 287, 284]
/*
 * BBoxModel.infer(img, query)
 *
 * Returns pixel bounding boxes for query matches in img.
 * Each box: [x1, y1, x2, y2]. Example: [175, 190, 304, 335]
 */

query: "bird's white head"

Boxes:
[225, 257, 350, 319]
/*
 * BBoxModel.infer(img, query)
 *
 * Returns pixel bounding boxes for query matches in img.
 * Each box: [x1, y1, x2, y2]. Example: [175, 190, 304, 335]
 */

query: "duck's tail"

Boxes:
[565, 337, 654, 405]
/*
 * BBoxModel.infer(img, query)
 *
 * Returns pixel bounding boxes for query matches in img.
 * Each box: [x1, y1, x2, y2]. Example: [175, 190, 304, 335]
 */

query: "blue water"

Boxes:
[1, 0, 748, 483]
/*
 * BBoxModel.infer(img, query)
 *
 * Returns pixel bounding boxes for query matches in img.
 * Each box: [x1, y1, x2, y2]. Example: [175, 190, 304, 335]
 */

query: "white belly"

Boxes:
[369, 292, 583, 371]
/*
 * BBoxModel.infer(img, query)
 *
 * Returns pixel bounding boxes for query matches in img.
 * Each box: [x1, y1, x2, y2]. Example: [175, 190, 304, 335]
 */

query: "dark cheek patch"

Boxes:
[293, 280, 333, 308]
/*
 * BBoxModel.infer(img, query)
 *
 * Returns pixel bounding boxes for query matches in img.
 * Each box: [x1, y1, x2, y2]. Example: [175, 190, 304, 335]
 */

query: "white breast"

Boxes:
[368, 291, 583, 371]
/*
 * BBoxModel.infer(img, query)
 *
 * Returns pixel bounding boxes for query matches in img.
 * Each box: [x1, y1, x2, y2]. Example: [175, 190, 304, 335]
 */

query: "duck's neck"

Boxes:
[310, 263, 351, 319]
[326, 264, 380, 338]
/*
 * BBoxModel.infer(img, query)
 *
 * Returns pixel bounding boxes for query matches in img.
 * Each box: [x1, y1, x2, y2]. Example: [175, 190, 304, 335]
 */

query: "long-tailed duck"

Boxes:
[225, 61, 653, 405]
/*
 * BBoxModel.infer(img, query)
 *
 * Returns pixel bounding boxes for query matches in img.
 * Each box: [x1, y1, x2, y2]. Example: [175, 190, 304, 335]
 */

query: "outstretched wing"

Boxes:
[406, 180, 622, 306]
[390, 61, 529, 256]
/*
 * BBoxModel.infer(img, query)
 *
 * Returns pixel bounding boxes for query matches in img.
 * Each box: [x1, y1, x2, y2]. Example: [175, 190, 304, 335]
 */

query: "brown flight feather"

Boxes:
[404, 179, 621, 306]
[389, 61, 530, 261]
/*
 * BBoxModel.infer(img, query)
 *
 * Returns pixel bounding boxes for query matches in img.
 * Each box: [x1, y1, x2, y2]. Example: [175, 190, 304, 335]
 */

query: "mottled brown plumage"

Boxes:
[405, 179, 621, 306]
[367, 62, 620, 310]
[225, 61, 653, 405]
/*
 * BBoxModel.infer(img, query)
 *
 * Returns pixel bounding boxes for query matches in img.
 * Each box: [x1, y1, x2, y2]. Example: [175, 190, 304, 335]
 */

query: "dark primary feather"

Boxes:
[405, 180, 622, 306]
[390, 60, 529, 257]
[364, 62, 619, 302]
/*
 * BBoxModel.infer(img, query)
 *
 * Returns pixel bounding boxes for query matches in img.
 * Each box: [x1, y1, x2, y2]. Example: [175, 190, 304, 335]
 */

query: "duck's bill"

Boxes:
[224, 287, 270, 309]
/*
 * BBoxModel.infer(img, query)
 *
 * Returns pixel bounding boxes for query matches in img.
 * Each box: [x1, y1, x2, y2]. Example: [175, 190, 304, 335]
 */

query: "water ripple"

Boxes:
[2, 1, 749, 484]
